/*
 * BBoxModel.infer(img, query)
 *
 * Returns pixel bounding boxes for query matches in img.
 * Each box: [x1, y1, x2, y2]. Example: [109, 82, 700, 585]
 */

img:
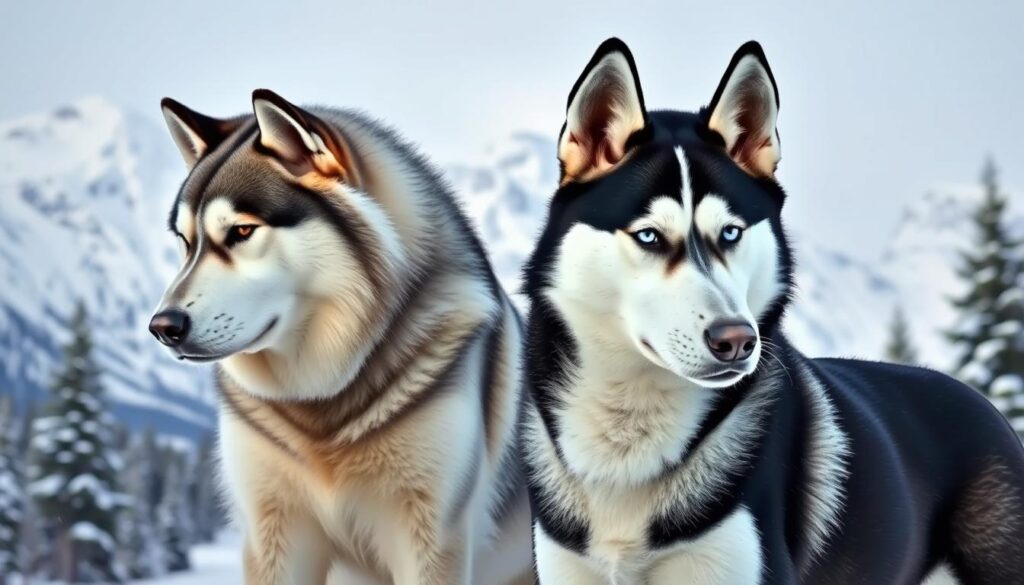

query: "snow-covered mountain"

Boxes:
[1, 98, 1017, 439]
[449, 132, 560, 298]
[0, 98, 215, 438]
[447, 133, 1023, 370]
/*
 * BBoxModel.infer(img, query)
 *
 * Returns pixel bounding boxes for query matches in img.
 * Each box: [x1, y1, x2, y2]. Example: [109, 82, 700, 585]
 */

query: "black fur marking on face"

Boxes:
[665, 240, 687, 271]
[291, 183, 389, 292]
[231, 191, 312, 228]
[524, 144, 683, 304]
[168, 120, 260, 233]
[206, 241, 232, 264]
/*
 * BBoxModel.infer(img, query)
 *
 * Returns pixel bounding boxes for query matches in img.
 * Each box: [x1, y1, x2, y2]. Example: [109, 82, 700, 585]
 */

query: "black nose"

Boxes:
[149, 309, 191, 347]
[704, 320, 757, 362]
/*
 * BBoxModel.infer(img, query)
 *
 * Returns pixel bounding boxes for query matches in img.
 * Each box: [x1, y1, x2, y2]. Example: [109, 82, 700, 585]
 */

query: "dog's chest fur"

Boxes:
[219, 376, 488, 577]
[556, 364, 712, 487]
[526, 358, 785, 582]
[558, 373, 706, 571]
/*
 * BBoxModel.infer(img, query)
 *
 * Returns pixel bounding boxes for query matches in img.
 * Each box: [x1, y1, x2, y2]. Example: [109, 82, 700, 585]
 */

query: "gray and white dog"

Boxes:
[150, 90, 533, 585]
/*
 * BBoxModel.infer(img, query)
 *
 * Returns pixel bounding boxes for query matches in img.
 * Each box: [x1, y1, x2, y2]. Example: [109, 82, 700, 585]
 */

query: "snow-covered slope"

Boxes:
[0, 98, 215, 438]
[447, 135, 1022, 370]
[786, 239, 903, 360]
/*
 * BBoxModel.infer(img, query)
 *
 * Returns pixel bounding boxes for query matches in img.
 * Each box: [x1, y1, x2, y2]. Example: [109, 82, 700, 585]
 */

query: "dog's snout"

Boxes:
[149, 309, 191, 347]
[704, 320, 757, 362]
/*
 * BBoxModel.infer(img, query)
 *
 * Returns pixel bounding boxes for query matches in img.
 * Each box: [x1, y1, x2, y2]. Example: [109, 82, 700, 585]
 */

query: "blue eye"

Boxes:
[720, 225, 743, 245]
[632, 228, 662, 248]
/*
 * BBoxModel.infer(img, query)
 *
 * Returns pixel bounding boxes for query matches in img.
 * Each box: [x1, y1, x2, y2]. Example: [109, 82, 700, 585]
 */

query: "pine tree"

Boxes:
[0, 395, 25, 583]
[14, 397, 47, 577]
[118, 430, 166, 579]
[884, 306, 919, 365]
[947, 158, 1024, 436]
[189, 433, 224, 543]
[157, 450, 193, 572]
[28, 302, 127, 582]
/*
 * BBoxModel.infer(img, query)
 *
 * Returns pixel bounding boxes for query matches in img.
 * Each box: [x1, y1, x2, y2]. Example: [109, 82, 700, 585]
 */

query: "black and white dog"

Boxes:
[520, 38, 1024, 584]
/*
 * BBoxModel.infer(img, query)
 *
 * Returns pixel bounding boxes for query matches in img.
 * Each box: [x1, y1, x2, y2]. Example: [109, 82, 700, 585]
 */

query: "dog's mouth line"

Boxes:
[176, 317, 279, 362]
[690, 366, 754, 387]
[640, 338, 659, 357]
[701, 370, 744, 382]
[639, 337, 751, 384]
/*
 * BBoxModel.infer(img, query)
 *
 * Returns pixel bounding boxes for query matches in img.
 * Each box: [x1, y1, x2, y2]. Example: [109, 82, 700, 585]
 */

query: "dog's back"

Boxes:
[804, 357, 1024, 583]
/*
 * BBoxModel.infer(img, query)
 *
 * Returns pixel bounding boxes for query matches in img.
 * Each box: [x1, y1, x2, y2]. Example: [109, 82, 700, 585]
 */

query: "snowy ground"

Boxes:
[133, 534, 242, 584]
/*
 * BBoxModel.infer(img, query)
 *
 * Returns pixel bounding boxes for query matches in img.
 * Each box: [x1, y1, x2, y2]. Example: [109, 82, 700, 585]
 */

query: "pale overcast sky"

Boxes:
[2, 0, 1021, 259]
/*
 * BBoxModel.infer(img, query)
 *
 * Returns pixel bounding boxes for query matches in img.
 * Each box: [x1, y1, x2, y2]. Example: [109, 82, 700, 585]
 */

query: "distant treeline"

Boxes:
[0, 302, 224, 583]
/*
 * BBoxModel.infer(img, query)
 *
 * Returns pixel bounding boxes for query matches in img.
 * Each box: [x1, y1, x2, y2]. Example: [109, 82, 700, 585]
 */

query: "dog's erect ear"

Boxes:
[706, 41, 781, 178]
[558, 38, 648, 184]
[252, 89, 360, 187]
[161, 98, 242, 168]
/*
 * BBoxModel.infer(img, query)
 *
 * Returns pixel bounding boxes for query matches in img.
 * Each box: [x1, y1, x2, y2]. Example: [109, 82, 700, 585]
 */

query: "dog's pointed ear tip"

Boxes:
[160, 97, 185, 115]
[594, 37, 634, 60]
[252, 88, 287, 107]
[735, 41, 771, 65]
[738, 40, 764, 53]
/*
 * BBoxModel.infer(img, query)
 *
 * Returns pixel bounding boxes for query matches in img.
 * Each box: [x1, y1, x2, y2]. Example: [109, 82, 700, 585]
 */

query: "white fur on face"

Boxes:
[547, 166, 781, 391]
[693, 194, 783, 322]
[158, 197, 302, 360]
[156, 177, 418, 401]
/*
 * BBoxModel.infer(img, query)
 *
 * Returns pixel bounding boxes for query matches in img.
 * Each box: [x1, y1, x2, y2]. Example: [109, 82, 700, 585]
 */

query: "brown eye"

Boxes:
[226, 224, 258, 246]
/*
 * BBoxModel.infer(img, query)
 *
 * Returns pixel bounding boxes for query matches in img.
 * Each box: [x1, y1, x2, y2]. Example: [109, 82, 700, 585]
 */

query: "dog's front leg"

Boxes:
[386, 496, 473, 585]
[242, 503, 333, 585]
[533, 523, 605, 585]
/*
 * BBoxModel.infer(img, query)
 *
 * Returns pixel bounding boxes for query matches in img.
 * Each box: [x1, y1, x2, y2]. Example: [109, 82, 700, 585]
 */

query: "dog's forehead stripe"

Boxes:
[676, 147, 694, 228]
[171, 120, 259, 229]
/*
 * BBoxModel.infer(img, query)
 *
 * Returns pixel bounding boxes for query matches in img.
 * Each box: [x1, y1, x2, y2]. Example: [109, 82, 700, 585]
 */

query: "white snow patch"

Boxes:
[70, 520, 116, 552]
[991, 320, 1022, 337]
[27, 474, 64, 497]
[992, 375, 1024, 397]
[958, 361, 993, 386]
[974, 338, 1007, 363]
[132, 532, 243, 584]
